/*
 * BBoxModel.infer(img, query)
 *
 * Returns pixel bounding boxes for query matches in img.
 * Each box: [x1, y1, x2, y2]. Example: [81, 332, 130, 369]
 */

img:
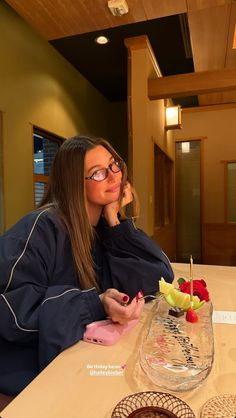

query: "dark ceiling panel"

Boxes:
[50, 14, 197, 106]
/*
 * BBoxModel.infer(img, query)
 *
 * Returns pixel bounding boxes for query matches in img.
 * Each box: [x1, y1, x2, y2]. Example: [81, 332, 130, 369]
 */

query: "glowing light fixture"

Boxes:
[165, 105, 182, 130]
[181, 142, 190, 153]
[95, 36, 109, 45]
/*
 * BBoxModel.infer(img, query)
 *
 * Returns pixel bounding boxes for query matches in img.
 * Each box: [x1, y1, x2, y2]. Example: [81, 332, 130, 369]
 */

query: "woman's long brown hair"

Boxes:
[40, 135, 137, 290]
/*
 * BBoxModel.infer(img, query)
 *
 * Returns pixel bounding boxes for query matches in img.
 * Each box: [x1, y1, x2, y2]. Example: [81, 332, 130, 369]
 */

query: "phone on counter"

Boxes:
[83, 318, 138, 346]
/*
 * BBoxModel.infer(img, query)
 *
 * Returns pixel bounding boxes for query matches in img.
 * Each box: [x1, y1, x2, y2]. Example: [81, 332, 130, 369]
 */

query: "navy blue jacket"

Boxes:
[0, 208, 173, 395]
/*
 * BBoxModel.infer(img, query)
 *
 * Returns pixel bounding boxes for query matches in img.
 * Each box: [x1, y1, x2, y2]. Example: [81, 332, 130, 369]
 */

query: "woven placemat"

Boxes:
[111, 391, 195, 418]
[201, 394, 236, 418]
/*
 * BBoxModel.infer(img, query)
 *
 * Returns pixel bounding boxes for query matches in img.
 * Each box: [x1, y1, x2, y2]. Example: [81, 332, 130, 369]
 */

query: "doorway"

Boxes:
[175, 140, 202, 263]
[154, 144, 175, 261]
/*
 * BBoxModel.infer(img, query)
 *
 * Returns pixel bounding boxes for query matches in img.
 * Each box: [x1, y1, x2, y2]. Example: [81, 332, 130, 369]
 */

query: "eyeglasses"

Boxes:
[85, 160, 123, 182]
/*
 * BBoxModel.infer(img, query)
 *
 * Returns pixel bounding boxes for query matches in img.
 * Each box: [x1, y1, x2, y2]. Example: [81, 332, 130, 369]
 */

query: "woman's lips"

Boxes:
[106, 183, 121, 193]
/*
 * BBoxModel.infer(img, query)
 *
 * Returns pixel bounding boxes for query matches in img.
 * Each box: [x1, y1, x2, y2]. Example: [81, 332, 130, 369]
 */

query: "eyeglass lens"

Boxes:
[93, 161, 122, 181]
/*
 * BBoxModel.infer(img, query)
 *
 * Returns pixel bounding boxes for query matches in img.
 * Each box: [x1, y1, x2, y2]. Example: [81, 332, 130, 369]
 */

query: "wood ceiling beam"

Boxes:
[148, 68, 236, 100]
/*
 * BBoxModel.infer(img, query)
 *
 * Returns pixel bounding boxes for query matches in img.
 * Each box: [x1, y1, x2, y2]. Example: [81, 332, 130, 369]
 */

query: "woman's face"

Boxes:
[84, 145, 122, 208]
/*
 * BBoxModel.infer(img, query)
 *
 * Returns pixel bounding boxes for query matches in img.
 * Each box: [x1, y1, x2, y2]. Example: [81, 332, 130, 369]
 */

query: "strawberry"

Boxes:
[186, 308, 199, 323]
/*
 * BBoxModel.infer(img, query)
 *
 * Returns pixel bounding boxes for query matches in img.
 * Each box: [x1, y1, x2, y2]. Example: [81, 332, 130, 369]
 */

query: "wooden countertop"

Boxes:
[1, 263, 236, 418]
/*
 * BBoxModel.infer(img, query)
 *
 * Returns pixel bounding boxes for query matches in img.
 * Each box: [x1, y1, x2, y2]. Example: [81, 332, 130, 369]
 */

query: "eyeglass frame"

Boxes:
[84, 159, 124, 182]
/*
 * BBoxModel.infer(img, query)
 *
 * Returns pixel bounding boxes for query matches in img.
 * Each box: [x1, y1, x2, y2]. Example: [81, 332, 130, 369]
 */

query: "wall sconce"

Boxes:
[165, 105, 182, 130]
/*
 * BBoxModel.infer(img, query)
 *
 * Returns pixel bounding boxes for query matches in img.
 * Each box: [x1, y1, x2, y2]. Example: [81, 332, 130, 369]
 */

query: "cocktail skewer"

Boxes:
[186, 255, 199, 322]
[190, 255, 193, 308]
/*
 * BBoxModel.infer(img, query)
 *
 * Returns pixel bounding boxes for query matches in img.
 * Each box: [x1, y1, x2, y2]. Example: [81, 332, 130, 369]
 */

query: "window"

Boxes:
[154, 144, 173, 227]
[33, 127, 63, 207]
[225, 161, 236, 223]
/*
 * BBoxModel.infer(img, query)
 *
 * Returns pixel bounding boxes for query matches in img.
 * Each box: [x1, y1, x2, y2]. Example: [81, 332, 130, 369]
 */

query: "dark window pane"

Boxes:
[34, 182, 47, 207]
[34, 134, 60, 175]
[33, 128, 63, 208]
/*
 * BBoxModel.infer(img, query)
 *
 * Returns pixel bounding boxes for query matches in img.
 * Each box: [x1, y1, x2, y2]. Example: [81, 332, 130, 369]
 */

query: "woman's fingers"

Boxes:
[121, 182, 133, 208]
[126, 295, 144, 319]
[100, 288, 144, 324]
[102, 182, 134, 226]
[103, 288, 129, 305]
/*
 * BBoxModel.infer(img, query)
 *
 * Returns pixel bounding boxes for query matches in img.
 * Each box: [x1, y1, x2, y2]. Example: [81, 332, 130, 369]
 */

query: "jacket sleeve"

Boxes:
[0, 284, 106, 371]
[101, 219, 174, 298]
[38, 285, 105, 369]
[0, 212, 106, 372]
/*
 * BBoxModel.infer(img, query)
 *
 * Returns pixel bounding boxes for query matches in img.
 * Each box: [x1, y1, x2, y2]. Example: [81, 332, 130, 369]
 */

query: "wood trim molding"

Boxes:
[148, 68, 236, 100]
[124, 35, 162, 77]
[223, 161, 227, 224]
[233, 22, 236, 49]
[175, 136, 207, 142]
[126, 47, 133, 182]
[182, 102, 236, 112]
[222, 160, 236, 224]
[202, 222, 236, 265]
[124, 35, 149, 51]
[34, 174, 49, 183]
[203, 222, 236, 228]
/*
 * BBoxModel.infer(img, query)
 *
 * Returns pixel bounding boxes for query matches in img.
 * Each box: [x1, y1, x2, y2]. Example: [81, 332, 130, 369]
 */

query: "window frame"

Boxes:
[33, 127, 64, 207]
[224, 159, 236, 224]
[154, 143, 174, 228]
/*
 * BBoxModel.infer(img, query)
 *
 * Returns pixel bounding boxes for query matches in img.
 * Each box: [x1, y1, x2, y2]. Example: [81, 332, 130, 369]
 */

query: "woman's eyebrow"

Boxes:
[87, 156, 114, 174]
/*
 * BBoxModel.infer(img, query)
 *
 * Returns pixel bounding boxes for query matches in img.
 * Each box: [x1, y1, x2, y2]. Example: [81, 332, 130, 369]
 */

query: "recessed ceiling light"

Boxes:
[95, 36, 109, 45]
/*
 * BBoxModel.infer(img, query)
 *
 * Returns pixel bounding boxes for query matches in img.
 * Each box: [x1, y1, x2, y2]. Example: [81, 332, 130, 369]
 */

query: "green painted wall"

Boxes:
[0, 1, 122, 230]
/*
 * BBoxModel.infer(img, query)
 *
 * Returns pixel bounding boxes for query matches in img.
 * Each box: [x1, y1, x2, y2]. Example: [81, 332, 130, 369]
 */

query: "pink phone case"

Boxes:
[83, 319, 138, 345]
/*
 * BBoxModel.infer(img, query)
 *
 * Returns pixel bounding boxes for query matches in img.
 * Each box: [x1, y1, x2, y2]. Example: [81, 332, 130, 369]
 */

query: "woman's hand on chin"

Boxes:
[99, 288, 144, 325]
[102, 182, 133, 226]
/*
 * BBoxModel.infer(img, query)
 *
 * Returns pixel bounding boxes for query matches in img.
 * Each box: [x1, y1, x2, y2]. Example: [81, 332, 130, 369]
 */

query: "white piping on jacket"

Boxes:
[4, 208, 49, 293]
[0, 287, 96, 333]
[1, 207, 96, 333]
[41, 287, 95, 305]
[0, 294, 39, 332]
[161, 250, 171, 265]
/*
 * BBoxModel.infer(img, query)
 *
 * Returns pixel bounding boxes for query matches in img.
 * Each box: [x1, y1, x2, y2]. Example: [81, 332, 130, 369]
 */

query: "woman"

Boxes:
[0, 135, 174, 395]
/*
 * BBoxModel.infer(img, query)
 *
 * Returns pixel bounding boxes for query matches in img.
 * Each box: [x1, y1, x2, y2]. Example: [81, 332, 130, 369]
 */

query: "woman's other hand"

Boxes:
[103, 182, 133, 227]
[99, 288, 144, 324]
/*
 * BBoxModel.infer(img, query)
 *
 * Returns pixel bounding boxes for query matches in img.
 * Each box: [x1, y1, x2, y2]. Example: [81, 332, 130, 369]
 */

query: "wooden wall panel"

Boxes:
[154, 225, 176, 262]
[188, 3, 234, 105]
[188, 4, 231, 71]
[142, 0, 187, 19]
[225, 2, 236, 68]
[5, 0, 147, 40]
[199, 91, 236, 105]
[187, 0, 230, 12]
[148, 68, 236, 100]
[202, 223, 236, 266]
[5, 0, 187, 40]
